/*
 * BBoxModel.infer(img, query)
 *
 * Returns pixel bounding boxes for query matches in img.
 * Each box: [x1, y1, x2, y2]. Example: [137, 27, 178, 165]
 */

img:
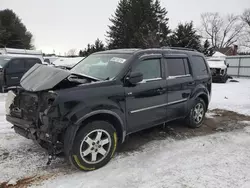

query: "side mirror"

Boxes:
[126, 72, 143, 85]
[227, 64, 229, 68]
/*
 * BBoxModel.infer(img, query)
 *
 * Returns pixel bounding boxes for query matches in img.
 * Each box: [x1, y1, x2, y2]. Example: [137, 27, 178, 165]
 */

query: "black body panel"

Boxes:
[6, 48, 212, 152]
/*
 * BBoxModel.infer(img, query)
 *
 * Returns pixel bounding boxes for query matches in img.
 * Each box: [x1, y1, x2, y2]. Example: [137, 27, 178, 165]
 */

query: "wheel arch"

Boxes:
[76, 110, 126, 144]
[196, 93, 209, 110]
[64, 110, 126, 159]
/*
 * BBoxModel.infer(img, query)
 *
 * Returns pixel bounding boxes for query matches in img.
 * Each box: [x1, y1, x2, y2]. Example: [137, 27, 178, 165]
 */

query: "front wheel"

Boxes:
[68, 121, 118, 171]
[186, 98, 206, 128]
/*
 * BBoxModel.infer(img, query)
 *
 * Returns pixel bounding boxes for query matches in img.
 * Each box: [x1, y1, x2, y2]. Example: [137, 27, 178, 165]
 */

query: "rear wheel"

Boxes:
[68, 121, 118, 171]
[186, 98, 206, 128]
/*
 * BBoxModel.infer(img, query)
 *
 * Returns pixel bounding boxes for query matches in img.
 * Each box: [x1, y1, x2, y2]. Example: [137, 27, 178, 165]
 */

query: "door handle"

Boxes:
[157, 88, 166, 93]
[188, 81, 195, 86]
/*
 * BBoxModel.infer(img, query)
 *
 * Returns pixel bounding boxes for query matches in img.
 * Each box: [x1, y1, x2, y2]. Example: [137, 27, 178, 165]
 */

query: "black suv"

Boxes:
[6, 48, 212, 171]
[0, 56, 42, 92]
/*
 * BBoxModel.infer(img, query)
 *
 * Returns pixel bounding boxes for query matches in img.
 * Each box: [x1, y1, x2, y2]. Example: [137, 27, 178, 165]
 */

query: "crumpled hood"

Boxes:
[20, 64, 71, 92]
[207, 60, 227, 69]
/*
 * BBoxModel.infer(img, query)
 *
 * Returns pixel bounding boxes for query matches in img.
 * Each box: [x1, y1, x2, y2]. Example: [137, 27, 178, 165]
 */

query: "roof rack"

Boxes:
[161, 46, 197, 52]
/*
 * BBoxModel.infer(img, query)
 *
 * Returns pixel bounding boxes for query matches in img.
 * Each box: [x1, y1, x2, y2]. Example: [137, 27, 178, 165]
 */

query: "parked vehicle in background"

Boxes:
[51, 57, 85, 70]
[0, 55, 42, 92]
[43, 56, 59, 65]
[5, 47, 212, 171]
[0, 48, 44, 62]
[207, 57, 229, 83]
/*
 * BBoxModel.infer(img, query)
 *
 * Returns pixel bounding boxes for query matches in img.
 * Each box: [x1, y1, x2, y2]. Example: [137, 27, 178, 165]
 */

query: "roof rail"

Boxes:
[161, 46, 197, 52]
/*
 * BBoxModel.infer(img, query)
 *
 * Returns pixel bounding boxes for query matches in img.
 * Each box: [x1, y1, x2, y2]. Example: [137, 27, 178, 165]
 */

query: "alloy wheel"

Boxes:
[79, 129, 112, 164]
[193, 103, 204, 124]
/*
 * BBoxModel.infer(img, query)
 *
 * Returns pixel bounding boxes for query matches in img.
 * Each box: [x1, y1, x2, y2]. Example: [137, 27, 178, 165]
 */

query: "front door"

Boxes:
[164, 55, 196, 120]
[125, 56, 168, 133]
[5, 58, 26, 87]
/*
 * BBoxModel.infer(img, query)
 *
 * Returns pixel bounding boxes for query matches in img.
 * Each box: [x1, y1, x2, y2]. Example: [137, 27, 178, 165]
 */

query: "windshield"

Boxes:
[71, 53, 131, 80]
[0, 57, 10, 68]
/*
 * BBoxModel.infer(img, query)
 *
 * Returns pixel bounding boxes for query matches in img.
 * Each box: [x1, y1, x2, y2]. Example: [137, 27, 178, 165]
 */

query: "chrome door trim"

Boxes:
[130, 98, 187, 114]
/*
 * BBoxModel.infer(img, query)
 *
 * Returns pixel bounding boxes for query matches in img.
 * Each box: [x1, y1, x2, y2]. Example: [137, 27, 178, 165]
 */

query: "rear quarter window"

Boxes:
[192, 56, 208, 76]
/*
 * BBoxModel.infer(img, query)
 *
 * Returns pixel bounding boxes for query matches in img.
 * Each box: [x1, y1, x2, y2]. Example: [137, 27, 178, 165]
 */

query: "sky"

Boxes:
[1, 0, 249, 55]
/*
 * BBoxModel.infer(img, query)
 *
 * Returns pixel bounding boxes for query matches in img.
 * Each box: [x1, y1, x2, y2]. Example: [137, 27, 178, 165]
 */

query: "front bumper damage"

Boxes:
[210, 68, 227, 82]
[5, 90, 69, 165]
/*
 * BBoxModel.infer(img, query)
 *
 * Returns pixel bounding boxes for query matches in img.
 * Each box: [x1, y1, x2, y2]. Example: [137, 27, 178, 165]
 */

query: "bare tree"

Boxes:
[242, 9, 250, 26]
[67, 48, 77, 56]
[200, 12, 245, 49]
[240, 9, 250, 49]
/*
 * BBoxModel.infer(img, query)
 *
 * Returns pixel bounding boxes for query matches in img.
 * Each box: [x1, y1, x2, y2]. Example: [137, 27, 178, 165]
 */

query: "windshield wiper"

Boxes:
[71, 73, 102, 81]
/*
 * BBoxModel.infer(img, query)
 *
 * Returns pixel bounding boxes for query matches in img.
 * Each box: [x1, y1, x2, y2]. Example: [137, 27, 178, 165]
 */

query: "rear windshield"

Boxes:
[0, 57, 11, 67]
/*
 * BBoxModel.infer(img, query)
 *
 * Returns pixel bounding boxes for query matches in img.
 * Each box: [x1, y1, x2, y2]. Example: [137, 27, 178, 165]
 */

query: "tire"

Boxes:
[68, 121, 118, 171]
[186, 98, 206, 128]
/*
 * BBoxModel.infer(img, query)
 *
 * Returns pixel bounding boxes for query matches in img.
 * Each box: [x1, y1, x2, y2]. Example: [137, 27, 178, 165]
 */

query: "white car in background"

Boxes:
[51, 57, 85, 70]
[207, 57, 229, 83]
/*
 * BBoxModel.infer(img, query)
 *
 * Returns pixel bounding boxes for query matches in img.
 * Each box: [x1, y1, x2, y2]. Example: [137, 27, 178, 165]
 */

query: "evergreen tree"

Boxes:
[94, 38, 105, 52]
[79, 50, 83, 56]
[153, 0, 170, 46]
[202, 39, 213, 56]
[169, 22, 201, 51]
[107, 0, 170, 49]
[0, 9, 33, 49]
[79, 38, 106, 57]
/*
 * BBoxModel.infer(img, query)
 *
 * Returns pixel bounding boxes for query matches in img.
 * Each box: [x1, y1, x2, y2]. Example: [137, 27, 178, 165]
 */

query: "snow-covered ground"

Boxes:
[0, 78, 250, 188]
[209, 79, 250, 115]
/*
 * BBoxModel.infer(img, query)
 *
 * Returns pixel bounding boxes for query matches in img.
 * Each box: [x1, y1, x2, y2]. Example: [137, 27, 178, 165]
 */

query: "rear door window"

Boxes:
[25, 58, 41, 69]
[8, 59, 25, 69]
[192, 56, 208, 76]
[165, 58, 190, 76]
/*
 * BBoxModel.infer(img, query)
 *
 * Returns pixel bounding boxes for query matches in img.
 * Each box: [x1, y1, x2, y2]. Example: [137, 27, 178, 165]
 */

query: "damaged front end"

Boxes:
[6, 89, 67, 162]
[5, 64, 96, 164]
[210, 67, 228, 82]
[207, 59, 229, 83]
[211, 67, 226, 77]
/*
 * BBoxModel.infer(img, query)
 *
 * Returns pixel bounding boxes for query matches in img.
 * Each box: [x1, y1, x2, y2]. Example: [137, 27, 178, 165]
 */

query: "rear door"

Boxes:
[5, 58, 25, 86]
[164, 55, 195, 120]
[191, 55, 212, 95]
[125, 55, 168, 133]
